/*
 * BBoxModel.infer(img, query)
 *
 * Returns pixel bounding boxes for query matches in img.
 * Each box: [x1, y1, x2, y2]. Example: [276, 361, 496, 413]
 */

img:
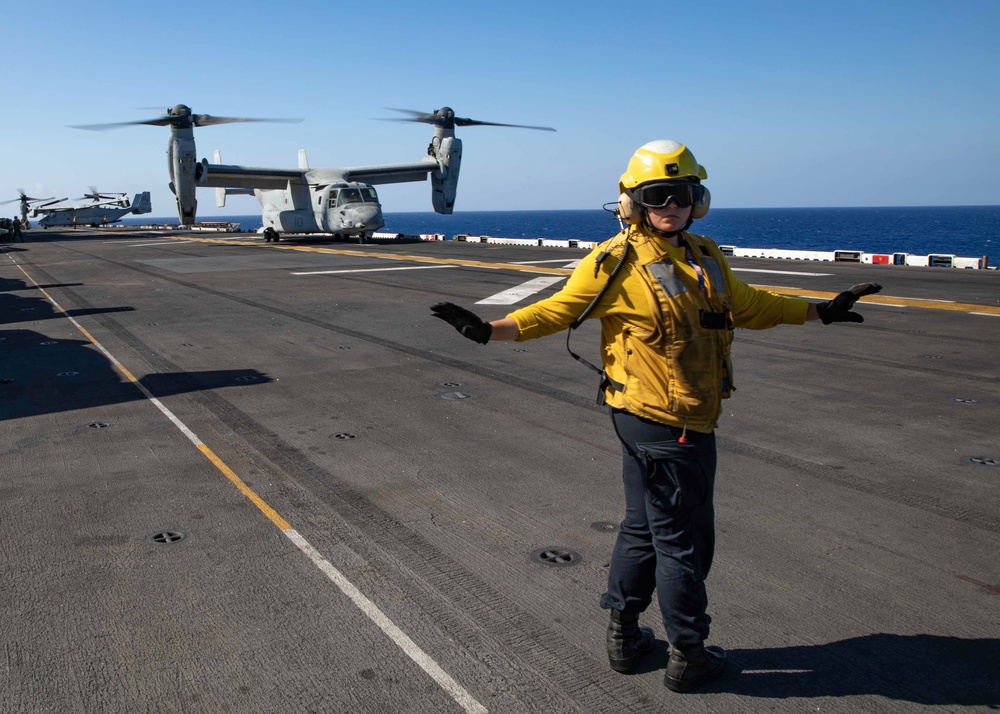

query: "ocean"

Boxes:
[124, 206, 1000, 267]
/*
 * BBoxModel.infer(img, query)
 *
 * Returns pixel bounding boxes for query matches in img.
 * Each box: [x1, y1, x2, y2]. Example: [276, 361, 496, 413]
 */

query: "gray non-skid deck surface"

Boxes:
[2, 229, 998, 713]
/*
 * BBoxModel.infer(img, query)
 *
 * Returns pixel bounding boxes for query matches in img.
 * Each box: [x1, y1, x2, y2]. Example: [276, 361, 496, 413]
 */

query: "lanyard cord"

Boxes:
[565, 241, 632, 376]
[684, 244, 707, 295]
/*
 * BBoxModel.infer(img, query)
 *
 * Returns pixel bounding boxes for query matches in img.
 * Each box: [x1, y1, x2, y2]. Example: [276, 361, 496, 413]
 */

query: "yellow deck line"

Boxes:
[171, 234, 573, 275]
[167, 234, 1000, 315]
[9, 257, 488, 712]
[753, 284, 1000, 315]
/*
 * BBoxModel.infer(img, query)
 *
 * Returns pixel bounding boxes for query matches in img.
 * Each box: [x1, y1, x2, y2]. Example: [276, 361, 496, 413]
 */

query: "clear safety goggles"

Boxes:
[632, 181, 705, 209]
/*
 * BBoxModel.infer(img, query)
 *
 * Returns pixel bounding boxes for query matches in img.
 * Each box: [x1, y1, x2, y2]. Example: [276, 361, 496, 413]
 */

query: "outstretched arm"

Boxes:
[813, 283, 882, 324]
[488, 318, 520, 341]
[431, 303, 521, 343]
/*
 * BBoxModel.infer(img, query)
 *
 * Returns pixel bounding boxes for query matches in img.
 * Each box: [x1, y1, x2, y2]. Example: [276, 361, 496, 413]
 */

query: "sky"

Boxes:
[2, 0, 998, 220]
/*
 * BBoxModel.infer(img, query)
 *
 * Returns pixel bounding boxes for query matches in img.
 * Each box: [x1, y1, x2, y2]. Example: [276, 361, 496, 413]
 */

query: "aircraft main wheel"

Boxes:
[359, 233, 370, 244]
[263, 227, 277, 242]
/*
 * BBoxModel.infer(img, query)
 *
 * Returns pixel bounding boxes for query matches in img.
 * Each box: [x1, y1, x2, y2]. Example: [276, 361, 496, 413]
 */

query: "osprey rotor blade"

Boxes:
[380, 107, 555, 132]
[453, 117, 556, 132]
[3, 192, 55, 205]
[70, 117, 175, 131]
[193, 114, 303, 127]
[72, 104, 302, 131]
[381, 108, 439, 121]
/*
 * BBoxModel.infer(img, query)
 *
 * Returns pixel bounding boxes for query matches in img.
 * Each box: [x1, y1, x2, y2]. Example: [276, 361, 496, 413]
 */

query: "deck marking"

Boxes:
[124, 241, 186, 247]
[143, 235, 1000, 315]
[285, 531, 488, 713]
[753, 284, 1000, 316]
[510, 259, 581, 267]
[476, 276, 567, 305]
[8, 256, 490, 714]
[732, 268, 833, 276]
[166, 234, 573, 274]
[292, 265, 456, 276]
[102, 238, 180, 244]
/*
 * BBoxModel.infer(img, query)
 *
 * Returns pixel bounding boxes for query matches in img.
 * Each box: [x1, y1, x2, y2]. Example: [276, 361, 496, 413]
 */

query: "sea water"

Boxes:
[124, 206, 999, 266]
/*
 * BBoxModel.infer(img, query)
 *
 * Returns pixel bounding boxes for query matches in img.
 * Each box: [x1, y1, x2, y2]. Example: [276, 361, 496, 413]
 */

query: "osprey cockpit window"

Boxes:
[328, 190, 340, 208]
[335, 187, 378, 207]
[338, 189, 364, 206]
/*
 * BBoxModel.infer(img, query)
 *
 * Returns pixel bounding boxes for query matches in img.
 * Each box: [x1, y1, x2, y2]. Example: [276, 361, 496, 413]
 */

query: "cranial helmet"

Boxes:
[618, 140, 711, 223]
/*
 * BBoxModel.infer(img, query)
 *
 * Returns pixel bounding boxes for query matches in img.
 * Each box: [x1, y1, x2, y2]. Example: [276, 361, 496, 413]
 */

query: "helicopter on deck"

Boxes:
[32, 189, 152, 228]
[73, 104, 555, 243]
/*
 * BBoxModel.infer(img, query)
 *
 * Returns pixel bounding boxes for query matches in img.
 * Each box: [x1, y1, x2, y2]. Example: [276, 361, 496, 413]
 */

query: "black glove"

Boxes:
[430, 302, 492, 344]
[816, 283, 882, 324]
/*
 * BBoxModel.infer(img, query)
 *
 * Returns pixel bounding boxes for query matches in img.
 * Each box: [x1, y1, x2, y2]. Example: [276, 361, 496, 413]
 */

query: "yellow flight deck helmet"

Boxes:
[618, 140, 711, 224]
[620, 140, 707, 189]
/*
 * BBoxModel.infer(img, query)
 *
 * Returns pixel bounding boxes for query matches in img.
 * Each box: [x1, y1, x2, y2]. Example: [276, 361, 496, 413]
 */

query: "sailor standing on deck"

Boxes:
[431, 140, 881, 692]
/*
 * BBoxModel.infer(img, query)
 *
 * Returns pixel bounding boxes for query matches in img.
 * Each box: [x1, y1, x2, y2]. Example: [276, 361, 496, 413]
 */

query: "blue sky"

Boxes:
[3, 0, 998, 219]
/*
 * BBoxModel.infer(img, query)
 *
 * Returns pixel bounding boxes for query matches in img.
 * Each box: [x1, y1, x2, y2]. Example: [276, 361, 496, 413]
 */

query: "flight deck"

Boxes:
[2, 227, 998, 713]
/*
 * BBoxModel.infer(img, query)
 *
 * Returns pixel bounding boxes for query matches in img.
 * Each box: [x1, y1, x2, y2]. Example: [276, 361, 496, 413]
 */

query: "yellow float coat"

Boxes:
[508, 226, 809, 432]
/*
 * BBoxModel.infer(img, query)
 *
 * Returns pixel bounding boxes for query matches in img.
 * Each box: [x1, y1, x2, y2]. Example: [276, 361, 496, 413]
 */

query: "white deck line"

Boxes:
[732, 268, 833, 276]
[8, 253, 489, 714]
[292, 265, 456, 275]
[476, 276, 567, 305]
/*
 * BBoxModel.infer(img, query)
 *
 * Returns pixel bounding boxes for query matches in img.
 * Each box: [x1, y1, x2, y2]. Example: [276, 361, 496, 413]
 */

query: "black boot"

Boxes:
[606, 610, 655, 673]
[664, 644, 727, 692]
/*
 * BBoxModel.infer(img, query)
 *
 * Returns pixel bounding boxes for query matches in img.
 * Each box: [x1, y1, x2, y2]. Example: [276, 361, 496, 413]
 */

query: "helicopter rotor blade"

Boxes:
[380, 107, 555, 132]
[453, 117, 556, 132]
[72, 106, 302, 132]
[381, 108, 437, 121]
[70, 117, 175, 131]
[192, 114, 303, 127]
[3, 195, 56, 205]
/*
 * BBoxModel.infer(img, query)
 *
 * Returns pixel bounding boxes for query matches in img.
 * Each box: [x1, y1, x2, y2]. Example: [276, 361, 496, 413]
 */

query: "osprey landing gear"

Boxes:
[263, 227, 280, 242]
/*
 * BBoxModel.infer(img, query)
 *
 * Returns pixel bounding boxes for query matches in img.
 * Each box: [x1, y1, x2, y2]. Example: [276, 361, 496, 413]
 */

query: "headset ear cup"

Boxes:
[618, 193, 641, 225]
[691, 187, 711, 219]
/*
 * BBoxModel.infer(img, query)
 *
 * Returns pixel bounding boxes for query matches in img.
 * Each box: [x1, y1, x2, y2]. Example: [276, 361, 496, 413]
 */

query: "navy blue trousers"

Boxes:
[600, 409, 717, 650]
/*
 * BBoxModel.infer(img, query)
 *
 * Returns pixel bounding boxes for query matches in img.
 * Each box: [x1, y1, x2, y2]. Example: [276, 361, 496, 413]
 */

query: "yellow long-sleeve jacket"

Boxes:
[507, 226, 810, 433]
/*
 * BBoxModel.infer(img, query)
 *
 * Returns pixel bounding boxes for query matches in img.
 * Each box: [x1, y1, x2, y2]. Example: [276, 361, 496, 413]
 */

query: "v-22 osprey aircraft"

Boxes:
[74, 105, 555, 243]
[34, 190, 152, 228]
